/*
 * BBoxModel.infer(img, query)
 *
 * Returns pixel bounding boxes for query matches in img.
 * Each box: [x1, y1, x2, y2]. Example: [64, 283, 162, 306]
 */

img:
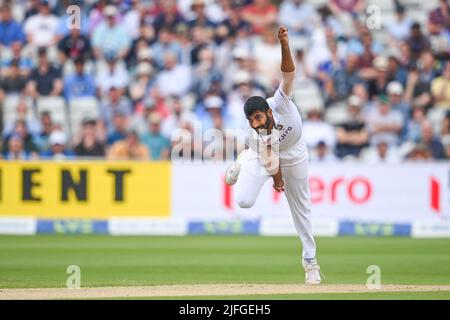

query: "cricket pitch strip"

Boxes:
[1, 284, 450, 299]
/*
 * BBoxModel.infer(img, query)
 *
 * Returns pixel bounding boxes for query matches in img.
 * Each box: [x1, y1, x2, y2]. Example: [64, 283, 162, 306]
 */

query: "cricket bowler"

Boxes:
[225, 26, 321, 285]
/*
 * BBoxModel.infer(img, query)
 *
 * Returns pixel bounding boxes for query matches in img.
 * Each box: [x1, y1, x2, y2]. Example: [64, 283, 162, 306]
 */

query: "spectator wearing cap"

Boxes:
[74, 119, 105, 157]
[366, 56, 391, 100]
[100, 87, 132, 136]
[0, 4, 26, 47]
[92, 5, 131, 61]
[151, 28, 184, 70]
[221, 47, 252, 92]
[0, 60, 27, 102]
[141, 113, 171, 160]
[157, 52, 192, 97]
[387, 81, 410, 132]
[58, 27, 92, 63]
[417, 121, 446, 159]
[40, 130, 75, 159]
[88, 0, 116, 35]
[431, 61, 450, 109]
[197, 95, 226, 131]
[335, 95, 369, 158]
[366, 95, 404, 147]
[405, 22, 431, 61]
[26, 47, 63, 98]
[23, 0, 59, 48]
[386, 5, 412, 41]
[107, 130, 150, 160]
[95, 54, 130, 96]
[2, 120, 39, 157]
[227, 71, 265, 129]
[129, 62, 155, 103]
[63, 57, 96, 101]
[302, 107, 337, 151]
[241, 0, 277, 35]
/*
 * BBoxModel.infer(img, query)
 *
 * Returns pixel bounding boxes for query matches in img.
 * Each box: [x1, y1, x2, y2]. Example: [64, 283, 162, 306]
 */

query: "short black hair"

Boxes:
[244, 96, 270, 117]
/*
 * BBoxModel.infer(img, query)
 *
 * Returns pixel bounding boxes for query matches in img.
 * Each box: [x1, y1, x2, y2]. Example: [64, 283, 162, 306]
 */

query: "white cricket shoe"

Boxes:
[225, 149, 248, 186]
[302, 259, 321, 285]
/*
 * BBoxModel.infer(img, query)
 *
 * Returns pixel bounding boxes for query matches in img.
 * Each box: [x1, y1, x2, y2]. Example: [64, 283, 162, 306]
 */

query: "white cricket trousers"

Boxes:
[234, 151, 317, 259]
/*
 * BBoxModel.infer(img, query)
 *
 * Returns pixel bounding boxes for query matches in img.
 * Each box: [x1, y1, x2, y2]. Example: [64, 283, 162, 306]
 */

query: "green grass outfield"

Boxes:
[0, 235, 450, 299]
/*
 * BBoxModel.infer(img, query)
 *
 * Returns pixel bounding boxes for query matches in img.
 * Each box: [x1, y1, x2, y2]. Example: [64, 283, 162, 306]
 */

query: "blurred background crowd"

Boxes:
[1, 0, 450, 162]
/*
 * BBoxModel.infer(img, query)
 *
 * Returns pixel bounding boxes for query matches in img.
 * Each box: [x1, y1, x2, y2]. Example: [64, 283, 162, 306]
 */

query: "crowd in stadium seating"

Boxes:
[1, 0, 450, 162]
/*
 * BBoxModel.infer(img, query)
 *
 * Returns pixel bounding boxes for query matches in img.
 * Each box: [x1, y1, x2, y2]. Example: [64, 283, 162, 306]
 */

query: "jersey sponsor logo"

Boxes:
[278, 126, 292, 143]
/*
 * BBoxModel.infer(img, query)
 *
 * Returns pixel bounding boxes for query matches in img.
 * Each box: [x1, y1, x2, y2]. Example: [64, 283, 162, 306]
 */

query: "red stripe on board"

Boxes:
[430, 177, 440, 213]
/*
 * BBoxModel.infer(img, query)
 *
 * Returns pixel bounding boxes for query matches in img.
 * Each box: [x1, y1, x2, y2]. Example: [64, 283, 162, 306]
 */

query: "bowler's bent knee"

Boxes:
[235, 194, 255, 209]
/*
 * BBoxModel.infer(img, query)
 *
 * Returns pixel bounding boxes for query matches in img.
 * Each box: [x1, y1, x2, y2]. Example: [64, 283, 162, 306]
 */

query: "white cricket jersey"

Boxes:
[249, 86, 309, 167]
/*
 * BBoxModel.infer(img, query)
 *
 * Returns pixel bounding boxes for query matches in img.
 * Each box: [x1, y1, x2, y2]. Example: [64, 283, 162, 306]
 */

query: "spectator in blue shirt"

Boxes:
[0, 4, 26, 46]
[92, 5, 131, 61]
[106, 110, 128, 146]
[64, 57, 96, 101]
[141, 113, 171, 160]
[1, 42, 33, 76]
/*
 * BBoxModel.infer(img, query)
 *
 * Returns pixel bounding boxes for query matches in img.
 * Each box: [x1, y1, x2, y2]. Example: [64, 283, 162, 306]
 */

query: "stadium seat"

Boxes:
[293, 80, 324, 117]
[427, 107, 447, 136]
[324, 101, 348, 125]
[36, 96, 68, 133]
[69, 97, 100, 137]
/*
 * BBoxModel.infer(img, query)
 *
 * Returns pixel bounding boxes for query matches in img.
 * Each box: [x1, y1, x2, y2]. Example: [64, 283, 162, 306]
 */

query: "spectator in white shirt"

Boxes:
[362, 140, 402, 163]
[277, 0, 318, 36]
[302, 107, 337, 150]
[23, 0, 59, 48]
[366, 95, 404, 146]
[157, 52, 192, 97]
[96, 54, 130, 97]
[386, 6, 413, 41]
